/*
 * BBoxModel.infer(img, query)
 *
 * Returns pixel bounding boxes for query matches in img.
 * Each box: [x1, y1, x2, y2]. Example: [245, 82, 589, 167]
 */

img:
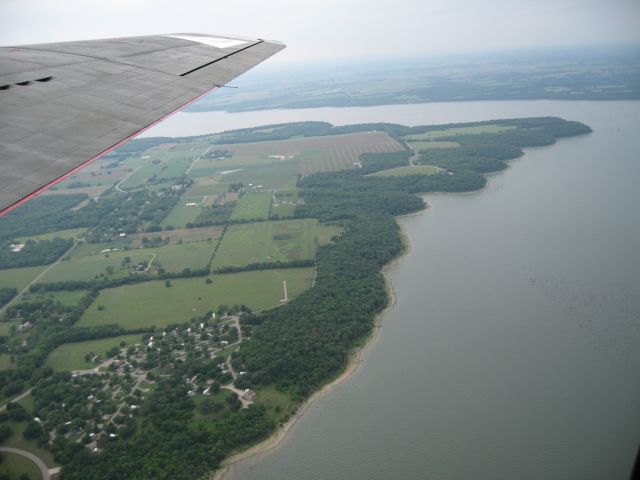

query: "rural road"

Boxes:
[114, 166, 142, 193]
[0, 240, 78, 316]
[0, 388, 32, 412]
[0, 447, 51, 480]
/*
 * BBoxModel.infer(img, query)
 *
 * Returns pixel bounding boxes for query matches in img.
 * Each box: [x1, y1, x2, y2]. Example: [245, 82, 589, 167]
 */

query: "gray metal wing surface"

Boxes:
[0, 33, 285, 215]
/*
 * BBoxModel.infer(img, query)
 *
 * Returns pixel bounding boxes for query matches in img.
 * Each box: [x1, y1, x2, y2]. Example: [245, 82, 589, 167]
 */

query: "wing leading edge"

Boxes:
[0, 33, 285, 216]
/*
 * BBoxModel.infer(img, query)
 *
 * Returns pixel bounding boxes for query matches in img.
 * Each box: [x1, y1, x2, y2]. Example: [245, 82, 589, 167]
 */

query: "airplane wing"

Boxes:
[0, 33, 285, 216]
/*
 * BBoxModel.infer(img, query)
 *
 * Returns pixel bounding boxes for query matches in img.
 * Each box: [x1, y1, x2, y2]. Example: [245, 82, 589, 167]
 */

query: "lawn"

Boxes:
[212, 219, 340, 269]
[0, 266, 47, 291]
[370, 165, 443, 177]
[229, 192, 273, 221]
[44, 334, 143, 371]
[79, 268, 314, 329]
[0, 452, 43, 480]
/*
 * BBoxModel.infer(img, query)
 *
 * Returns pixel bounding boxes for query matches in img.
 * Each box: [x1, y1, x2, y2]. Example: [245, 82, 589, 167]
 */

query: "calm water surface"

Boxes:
[189, 101, 639, 480]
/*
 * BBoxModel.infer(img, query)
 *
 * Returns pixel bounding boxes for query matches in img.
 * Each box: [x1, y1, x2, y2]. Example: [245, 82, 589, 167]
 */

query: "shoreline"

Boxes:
[210, 151, 533, 479]
[212, 217, 415, 480]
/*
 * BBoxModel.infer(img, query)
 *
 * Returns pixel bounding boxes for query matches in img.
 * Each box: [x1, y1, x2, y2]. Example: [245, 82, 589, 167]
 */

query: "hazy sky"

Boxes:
[1, 0, 638, 64]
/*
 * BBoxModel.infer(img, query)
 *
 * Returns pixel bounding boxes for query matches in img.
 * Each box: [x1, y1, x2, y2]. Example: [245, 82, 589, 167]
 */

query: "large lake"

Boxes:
[151, 101, 640, 479]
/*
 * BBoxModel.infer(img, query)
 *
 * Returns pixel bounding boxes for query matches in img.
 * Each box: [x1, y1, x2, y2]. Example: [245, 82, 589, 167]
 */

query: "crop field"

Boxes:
[370, 165, 443, 177]
[212, 219, 340, 268]
[119, 151, 199, 189]
[79, 268, 314, 329]
[191, 132, 403, 178]
[229, 192, 273, 221]
[406, 124, 516, 141]
[0, 266, 48, 290]
[44, 334, 143, 371]
[127, 226, 224, 247]
[16, 228, 87, 242]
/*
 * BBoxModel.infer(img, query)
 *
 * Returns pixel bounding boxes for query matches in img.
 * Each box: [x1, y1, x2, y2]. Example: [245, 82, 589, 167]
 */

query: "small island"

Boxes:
[0, 117, 590, 479]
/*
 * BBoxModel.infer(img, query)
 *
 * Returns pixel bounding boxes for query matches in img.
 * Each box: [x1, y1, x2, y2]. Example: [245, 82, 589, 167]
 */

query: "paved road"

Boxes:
[0, 447, 50, 480]
[0, 240, 78, 316]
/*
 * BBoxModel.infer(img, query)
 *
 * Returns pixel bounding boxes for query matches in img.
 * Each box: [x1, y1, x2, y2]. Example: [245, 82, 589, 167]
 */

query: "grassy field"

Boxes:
[407, 140, 460, 152]
[189, 133, 403, 185]
[370, 165, 443, 177]
[0, 322, 18, 337]
[45, 290, 88, 307]
[152, 243, 216, 272]
[0, 452, 43, 480]
[254, 385, 297, 423]
[0, 266, 47, 291]
[212, 219, 340, 268]
[220, 160, 300, 191]
[127, 226, 224, 247]
[161, 198, 206, 228]
[79, 268, 314, 329]
[44, 334, 143, 371]
[0, 353, 14, 370]
[183, 176, 228, 196]
[38, 252, 152, 283]
[16, 227, 87, 242]
[406, 124, 516, 141]
[229, 192, 272, 222]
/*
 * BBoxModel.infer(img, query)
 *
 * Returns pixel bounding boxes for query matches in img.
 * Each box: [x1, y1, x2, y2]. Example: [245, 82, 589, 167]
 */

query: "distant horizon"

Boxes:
[1, 0, 638, 64]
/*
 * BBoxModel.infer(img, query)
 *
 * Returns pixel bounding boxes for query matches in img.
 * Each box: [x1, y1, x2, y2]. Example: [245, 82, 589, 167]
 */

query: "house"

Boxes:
[241, 389, 257, 402]
[8, 243, 25, 252]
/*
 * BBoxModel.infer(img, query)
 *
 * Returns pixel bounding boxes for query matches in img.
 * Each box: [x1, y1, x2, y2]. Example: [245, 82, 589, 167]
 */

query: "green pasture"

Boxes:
[161, 199, 205, 228]
[44, 334, 143, 371]
[0, 452, 43, 480]
[128, 226, 223, 247]
[407, 140, 459, 152]
[212, 219, 340, 269]
[407, 124, 516, 141]
[0, 354, 15, 370]
[0, 266, 47, 290]
[370, 165, 443, 177]
[229, 192, 273, 221]
[79, 268, 314, 329]
[222, 160, 299, 191]
[38, 252, 152, 283]
[66, 240, 129, 260]
[0, 322, 17, 337]
[46, 290, 88, 307]
[152, 242, 216, 272]
[16, 228, 87, 242]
